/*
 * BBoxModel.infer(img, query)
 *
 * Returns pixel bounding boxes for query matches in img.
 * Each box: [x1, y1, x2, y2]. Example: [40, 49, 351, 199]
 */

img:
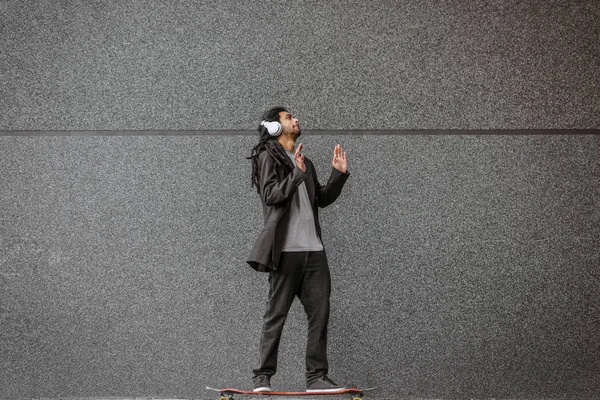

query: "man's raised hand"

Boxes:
[294, 143, 306, 172]
[332, 144, 348, 173]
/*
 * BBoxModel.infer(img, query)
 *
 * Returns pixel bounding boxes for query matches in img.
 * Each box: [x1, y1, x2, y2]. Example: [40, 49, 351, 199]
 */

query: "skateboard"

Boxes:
[206, 386, 375, 400]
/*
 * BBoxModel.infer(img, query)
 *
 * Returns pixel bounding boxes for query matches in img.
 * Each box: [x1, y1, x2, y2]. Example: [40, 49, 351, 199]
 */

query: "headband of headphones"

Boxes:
[261, 120, 282, 137]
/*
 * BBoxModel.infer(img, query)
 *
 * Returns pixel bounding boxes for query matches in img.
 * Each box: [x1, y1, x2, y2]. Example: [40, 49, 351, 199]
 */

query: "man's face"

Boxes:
[278, 111, 301, 139]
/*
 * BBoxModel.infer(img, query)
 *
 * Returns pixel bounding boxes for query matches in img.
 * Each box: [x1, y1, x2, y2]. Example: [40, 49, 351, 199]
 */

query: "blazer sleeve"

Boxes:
[313, 165, 350, 208]
[258, 150, 308, 206]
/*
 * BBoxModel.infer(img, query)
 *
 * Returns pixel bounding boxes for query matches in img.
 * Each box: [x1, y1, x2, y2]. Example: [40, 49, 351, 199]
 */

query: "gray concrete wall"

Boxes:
[1, 134, 599, 399]
[2, 1, 600, 399]
[1, 0, 599, 130]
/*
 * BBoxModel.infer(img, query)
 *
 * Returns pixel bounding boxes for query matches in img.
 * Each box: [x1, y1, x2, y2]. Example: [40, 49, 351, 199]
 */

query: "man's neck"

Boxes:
[277, 136, 296, 152]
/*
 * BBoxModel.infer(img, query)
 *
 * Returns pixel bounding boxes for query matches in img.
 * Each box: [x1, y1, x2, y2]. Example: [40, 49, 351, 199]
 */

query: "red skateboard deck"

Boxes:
[206, 386, 375, 399]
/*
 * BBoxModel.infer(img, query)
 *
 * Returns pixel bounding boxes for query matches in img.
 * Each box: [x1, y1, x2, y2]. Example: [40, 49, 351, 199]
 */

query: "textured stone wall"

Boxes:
[1, 0, 599, 130]
[1, 134, 598, 398]
[2, 0, 599, 398]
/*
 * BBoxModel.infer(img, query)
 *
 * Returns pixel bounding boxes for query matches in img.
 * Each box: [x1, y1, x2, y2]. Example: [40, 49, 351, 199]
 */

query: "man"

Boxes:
[246, 106, 350, 392]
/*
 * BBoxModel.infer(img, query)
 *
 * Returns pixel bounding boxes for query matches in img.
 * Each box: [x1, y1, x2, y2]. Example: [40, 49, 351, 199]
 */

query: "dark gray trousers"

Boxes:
[253, 250, 331, 385]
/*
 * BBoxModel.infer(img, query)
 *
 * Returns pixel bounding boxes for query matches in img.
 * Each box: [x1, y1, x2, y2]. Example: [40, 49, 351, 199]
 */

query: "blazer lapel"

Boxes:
[305, 162, 316, 209]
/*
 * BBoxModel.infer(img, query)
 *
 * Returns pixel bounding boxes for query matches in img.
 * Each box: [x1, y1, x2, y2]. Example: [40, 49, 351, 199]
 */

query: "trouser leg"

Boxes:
[253, 252, 304, 378]
[299, 251, 331, 384]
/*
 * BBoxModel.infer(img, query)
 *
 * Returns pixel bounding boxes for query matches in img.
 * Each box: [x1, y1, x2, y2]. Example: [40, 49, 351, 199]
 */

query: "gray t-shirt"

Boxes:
[281, 150, 324, 252]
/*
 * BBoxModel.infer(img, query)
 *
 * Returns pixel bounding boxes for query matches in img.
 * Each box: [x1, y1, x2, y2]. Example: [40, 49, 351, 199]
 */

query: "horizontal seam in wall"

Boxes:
[0, 129, 599, 136]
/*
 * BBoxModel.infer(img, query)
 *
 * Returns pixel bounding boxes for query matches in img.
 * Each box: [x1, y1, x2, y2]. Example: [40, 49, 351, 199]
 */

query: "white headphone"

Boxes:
[261, 120, 282, 137]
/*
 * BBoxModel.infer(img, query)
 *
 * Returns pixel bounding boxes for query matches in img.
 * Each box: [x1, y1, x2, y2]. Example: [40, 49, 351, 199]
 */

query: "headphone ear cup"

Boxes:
[261, 120, 282, 136]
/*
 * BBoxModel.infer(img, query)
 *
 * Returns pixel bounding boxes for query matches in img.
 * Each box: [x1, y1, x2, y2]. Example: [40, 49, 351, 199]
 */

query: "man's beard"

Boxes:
[283, 128, 301, 142]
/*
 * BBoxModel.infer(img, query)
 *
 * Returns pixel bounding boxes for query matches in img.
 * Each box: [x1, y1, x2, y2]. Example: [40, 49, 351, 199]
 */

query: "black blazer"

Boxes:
[247, 149, 350, 272]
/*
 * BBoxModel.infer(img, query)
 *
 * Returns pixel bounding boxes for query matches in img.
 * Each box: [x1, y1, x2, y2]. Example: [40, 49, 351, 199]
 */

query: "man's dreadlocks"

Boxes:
[247, 106, 295, 193]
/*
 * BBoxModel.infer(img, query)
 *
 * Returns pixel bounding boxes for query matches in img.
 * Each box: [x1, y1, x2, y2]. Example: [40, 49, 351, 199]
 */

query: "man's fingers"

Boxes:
[295, 144, 304, 163]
